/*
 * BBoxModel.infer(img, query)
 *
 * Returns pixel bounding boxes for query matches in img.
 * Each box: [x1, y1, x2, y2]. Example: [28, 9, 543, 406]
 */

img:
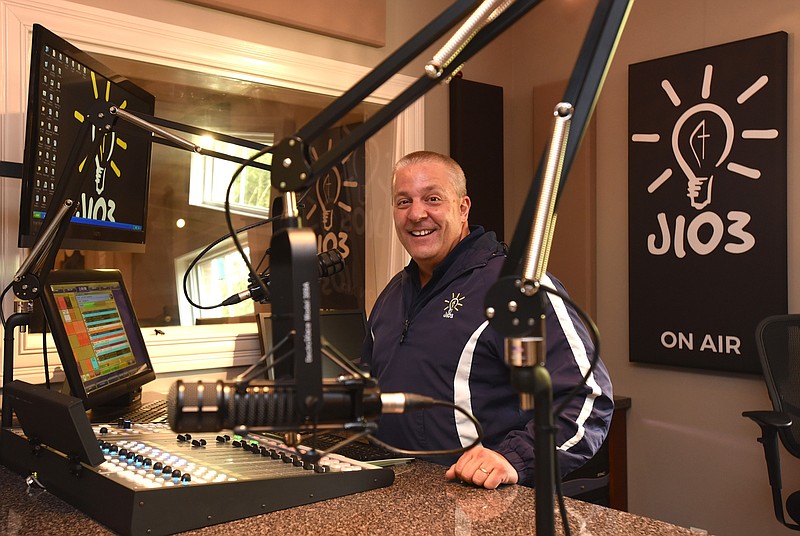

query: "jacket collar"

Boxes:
[403, 226, 504, 291]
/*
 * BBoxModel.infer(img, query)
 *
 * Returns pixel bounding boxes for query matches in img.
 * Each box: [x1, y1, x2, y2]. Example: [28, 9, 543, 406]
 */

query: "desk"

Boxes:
[0, 459, 691, 535]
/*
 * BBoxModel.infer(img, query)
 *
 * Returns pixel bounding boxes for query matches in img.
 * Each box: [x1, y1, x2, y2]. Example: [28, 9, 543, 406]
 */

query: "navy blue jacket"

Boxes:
[362, 227, 614, 486]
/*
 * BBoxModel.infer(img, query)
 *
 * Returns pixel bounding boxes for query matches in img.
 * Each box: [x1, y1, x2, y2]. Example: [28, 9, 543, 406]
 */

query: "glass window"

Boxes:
[48, 55, 381, 327]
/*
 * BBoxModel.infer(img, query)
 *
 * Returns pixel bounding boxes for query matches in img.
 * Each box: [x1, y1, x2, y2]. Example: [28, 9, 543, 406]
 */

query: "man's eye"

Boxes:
[395, 199, 410, 207]
[427, 196, 442, 202]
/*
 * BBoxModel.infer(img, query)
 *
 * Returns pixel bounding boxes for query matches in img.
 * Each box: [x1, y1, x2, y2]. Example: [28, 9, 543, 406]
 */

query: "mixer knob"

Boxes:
[153, 462, 163, 472]
[171, 469, 182, 481]
[98, 427, 109, 434]
[134, 455, 144, 466]
[121, 419, 132, 429]
[118, 448, 128, 459]
[142, 458, 152, 469]
[292, 456, 303, 467]
[108, 445, 119, 454]
[215, 435, 227, 443]
[314, 465, 329, 473]
[180, 473, 192, 485]
[177, 434, 188, 442]
[231, 440, 242, 448]
[269, 449, 281, 459]
[162, 465, 172, 475]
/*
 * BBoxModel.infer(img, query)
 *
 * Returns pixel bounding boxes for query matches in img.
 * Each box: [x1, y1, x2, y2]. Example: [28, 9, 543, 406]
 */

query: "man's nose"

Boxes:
[408, 202, 427, 221]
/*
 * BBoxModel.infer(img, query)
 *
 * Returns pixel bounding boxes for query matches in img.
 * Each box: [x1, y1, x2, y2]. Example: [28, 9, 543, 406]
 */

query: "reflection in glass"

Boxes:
[48, 55, 383, 327]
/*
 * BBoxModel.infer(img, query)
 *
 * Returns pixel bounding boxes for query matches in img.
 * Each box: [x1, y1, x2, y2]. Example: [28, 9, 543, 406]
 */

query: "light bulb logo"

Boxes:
[74, 71, 127, 196]
[315, 167, 343, 232]
[93, 129, 117, 195]
[632, 63, 777, 209]
[671, 102, 734, 210]
[306, 137, 358, 232]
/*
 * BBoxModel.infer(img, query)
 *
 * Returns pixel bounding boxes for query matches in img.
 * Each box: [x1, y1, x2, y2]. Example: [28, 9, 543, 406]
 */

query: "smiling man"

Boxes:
[362, 151, 614, 490]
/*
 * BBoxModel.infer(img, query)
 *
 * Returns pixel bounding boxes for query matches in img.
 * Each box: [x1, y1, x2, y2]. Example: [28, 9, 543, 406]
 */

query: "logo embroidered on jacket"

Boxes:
[443, 293, 465, 319]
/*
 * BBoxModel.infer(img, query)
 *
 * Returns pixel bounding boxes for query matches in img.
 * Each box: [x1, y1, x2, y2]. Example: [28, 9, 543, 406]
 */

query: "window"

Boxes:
[2, 0, 422, 382]
[189, 134, 274, 219]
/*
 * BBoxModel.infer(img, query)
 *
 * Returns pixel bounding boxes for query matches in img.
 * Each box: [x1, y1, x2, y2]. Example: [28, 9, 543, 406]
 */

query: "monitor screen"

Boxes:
[18, 24, 155, 252]
[257, 309, 367, 378]
[39, 269, 156, 415]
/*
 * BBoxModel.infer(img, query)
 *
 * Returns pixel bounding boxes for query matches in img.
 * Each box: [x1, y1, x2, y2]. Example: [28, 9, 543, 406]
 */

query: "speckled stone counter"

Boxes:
[0, 459, 693, 535]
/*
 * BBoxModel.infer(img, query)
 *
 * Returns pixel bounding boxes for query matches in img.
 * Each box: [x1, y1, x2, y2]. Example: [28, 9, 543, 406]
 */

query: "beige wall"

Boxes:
[491, 1, 800, 535]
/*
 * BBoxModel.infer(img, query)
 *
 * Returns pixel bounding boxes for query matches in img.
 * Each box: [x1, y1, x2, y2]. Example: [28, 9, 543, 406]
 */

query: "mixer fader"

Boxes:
[95, 423, 377, 487]
[0, 422, 394, 536]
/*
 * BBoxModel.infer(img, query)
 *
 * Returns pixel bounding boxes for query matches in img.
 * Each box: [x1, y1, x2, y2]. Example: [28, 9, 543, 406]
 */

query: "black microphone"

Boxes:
[221, 248, 344, 306]
[167, 379, 435, 433]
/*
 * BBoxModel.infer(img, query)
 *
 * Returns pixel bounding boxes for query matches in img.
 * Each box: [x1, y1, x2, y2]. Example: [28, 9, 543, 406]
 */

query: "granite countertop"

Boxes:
[0, 460, 694, 536]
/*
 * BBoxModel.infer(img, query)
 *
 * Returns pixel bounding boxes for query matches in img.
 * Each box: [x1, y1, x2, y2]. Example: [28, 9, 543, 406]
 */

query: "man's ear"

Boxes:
[460, 195, 471, 221]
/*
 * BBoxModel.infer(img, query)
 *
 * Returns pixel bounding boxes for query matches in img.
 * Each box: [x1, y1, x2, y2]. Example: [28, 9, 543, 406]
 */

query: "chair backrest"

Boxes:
[756, 314, 800, 458]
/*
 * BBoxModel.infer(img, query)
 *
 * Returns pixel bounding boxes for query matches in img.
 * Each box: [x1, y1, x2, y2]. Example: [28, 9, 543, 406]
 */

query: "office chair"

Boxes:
[744, 314, 800, 531]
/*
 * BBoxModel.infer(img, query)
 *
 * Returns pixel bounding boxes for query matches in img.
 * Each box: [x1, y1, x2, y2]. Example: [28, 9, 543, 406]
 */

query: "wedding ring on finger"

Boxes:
[479, 467, 490, 474]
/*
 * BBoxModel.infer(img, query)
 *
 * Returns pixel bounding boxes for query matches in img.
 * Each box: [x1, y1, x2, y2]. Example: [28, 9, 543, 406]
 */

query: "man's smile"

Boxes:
[410, 229, 435, 237]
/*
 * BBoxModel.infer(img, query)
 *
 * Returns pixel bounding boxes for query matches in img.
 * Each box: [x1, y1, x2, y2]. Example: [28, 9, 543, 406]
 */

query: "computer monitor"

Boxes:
[257, 309, 368, 378]
[18, 24, 155, 253]
[39, 269, 156, 419]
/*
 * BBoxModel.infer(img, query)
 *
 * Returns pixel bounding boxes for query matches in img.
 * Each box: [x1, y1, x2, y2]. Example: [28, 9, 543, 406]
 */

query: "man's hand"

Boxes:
[445, 445, 518, 489]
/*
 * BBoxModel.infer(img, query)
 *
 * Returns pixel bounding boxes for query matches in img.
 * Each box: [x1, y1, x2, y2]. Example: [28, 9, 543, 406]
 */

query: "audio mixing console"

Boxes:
[0, 422, 394, 535]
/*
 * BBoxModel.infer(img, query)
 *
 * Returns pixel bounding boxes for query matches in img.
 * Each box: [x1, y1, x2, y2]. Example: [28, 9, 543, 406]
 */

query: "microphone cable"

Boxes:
[181, 217, 276, 311]
[534, 281, 602, 536]
[356, 400, 485, 458]
[292, 397, 485, 462]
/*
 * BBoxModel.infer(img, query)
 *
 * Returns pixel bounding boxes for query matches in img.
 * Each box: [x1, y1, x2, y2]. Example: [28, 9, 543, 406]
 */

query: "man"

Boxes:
[362, 151, 613, 489]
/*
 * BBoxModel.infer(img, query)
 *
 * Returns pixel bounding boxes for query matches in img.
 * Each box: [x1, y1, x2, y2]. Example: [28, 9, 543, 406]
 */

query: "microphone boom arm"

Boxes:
[256, 3, 632, 536]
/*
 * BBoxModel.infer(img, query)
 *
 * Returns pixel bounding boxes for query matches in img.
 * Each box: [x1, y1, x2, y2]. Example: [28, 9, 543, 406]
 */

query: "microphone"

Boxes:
[167, 379, 435, 433]
[221, 248, 344, 306]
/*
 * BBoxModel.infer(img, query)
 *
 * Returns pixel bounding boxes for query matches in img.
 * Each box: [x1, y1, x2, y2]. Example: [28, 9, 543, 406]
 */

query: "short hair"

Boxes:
[392, 151, 467, 197]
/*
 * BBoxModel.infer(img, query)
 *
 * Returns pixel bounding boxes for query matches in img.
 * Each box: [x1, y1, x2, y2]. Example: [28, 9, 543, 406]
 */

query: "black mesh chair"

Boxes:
[744, 314, 800, 530]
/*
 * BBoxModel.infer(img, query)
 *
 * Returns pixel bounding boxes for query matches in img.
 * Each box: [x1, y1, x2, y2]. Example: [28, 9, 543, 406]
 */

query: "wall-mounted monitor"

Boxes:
[18, 24, 155, 252]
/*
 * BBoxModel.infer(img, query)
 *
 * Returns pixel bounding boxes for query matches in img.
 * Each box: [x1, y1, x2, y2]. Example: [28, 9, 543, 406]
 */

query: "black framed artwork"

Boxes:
[303, 123, 366, 310]
[628, 32, 788, 374]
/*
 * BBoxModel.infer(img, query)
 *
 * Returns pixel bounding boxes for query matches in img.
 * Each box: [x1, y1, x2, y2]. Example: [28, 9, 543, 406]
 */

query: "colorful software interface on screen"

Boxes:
[51, 281, 141, 394]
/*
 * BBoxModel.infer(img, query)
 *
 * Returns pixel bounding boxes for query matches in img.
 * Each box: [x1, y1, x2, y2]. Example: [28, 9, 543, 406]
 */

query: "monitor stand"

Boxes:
[59, 383, 144, 423]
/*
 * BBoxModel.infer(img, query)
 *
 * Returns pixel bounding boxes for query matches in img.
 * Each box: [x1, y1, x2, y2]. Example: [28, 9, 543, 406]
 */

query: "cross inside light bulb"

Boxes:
[671, 102, 734, 210]
[316, 170, 342, 232]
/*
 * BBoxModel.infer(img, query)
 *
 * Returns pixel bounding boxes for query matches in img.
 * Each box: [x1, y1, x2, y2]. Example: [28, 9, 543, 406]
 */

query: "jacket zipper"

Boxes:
[399, 319, 410, 344]
[399, 249, 501, 345]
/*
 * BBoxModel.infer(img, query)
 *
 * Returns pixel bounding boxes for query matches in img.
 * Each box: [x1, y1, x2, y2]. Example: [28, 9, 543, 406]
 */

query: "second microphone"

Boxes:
[222, 248, 344, 306]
